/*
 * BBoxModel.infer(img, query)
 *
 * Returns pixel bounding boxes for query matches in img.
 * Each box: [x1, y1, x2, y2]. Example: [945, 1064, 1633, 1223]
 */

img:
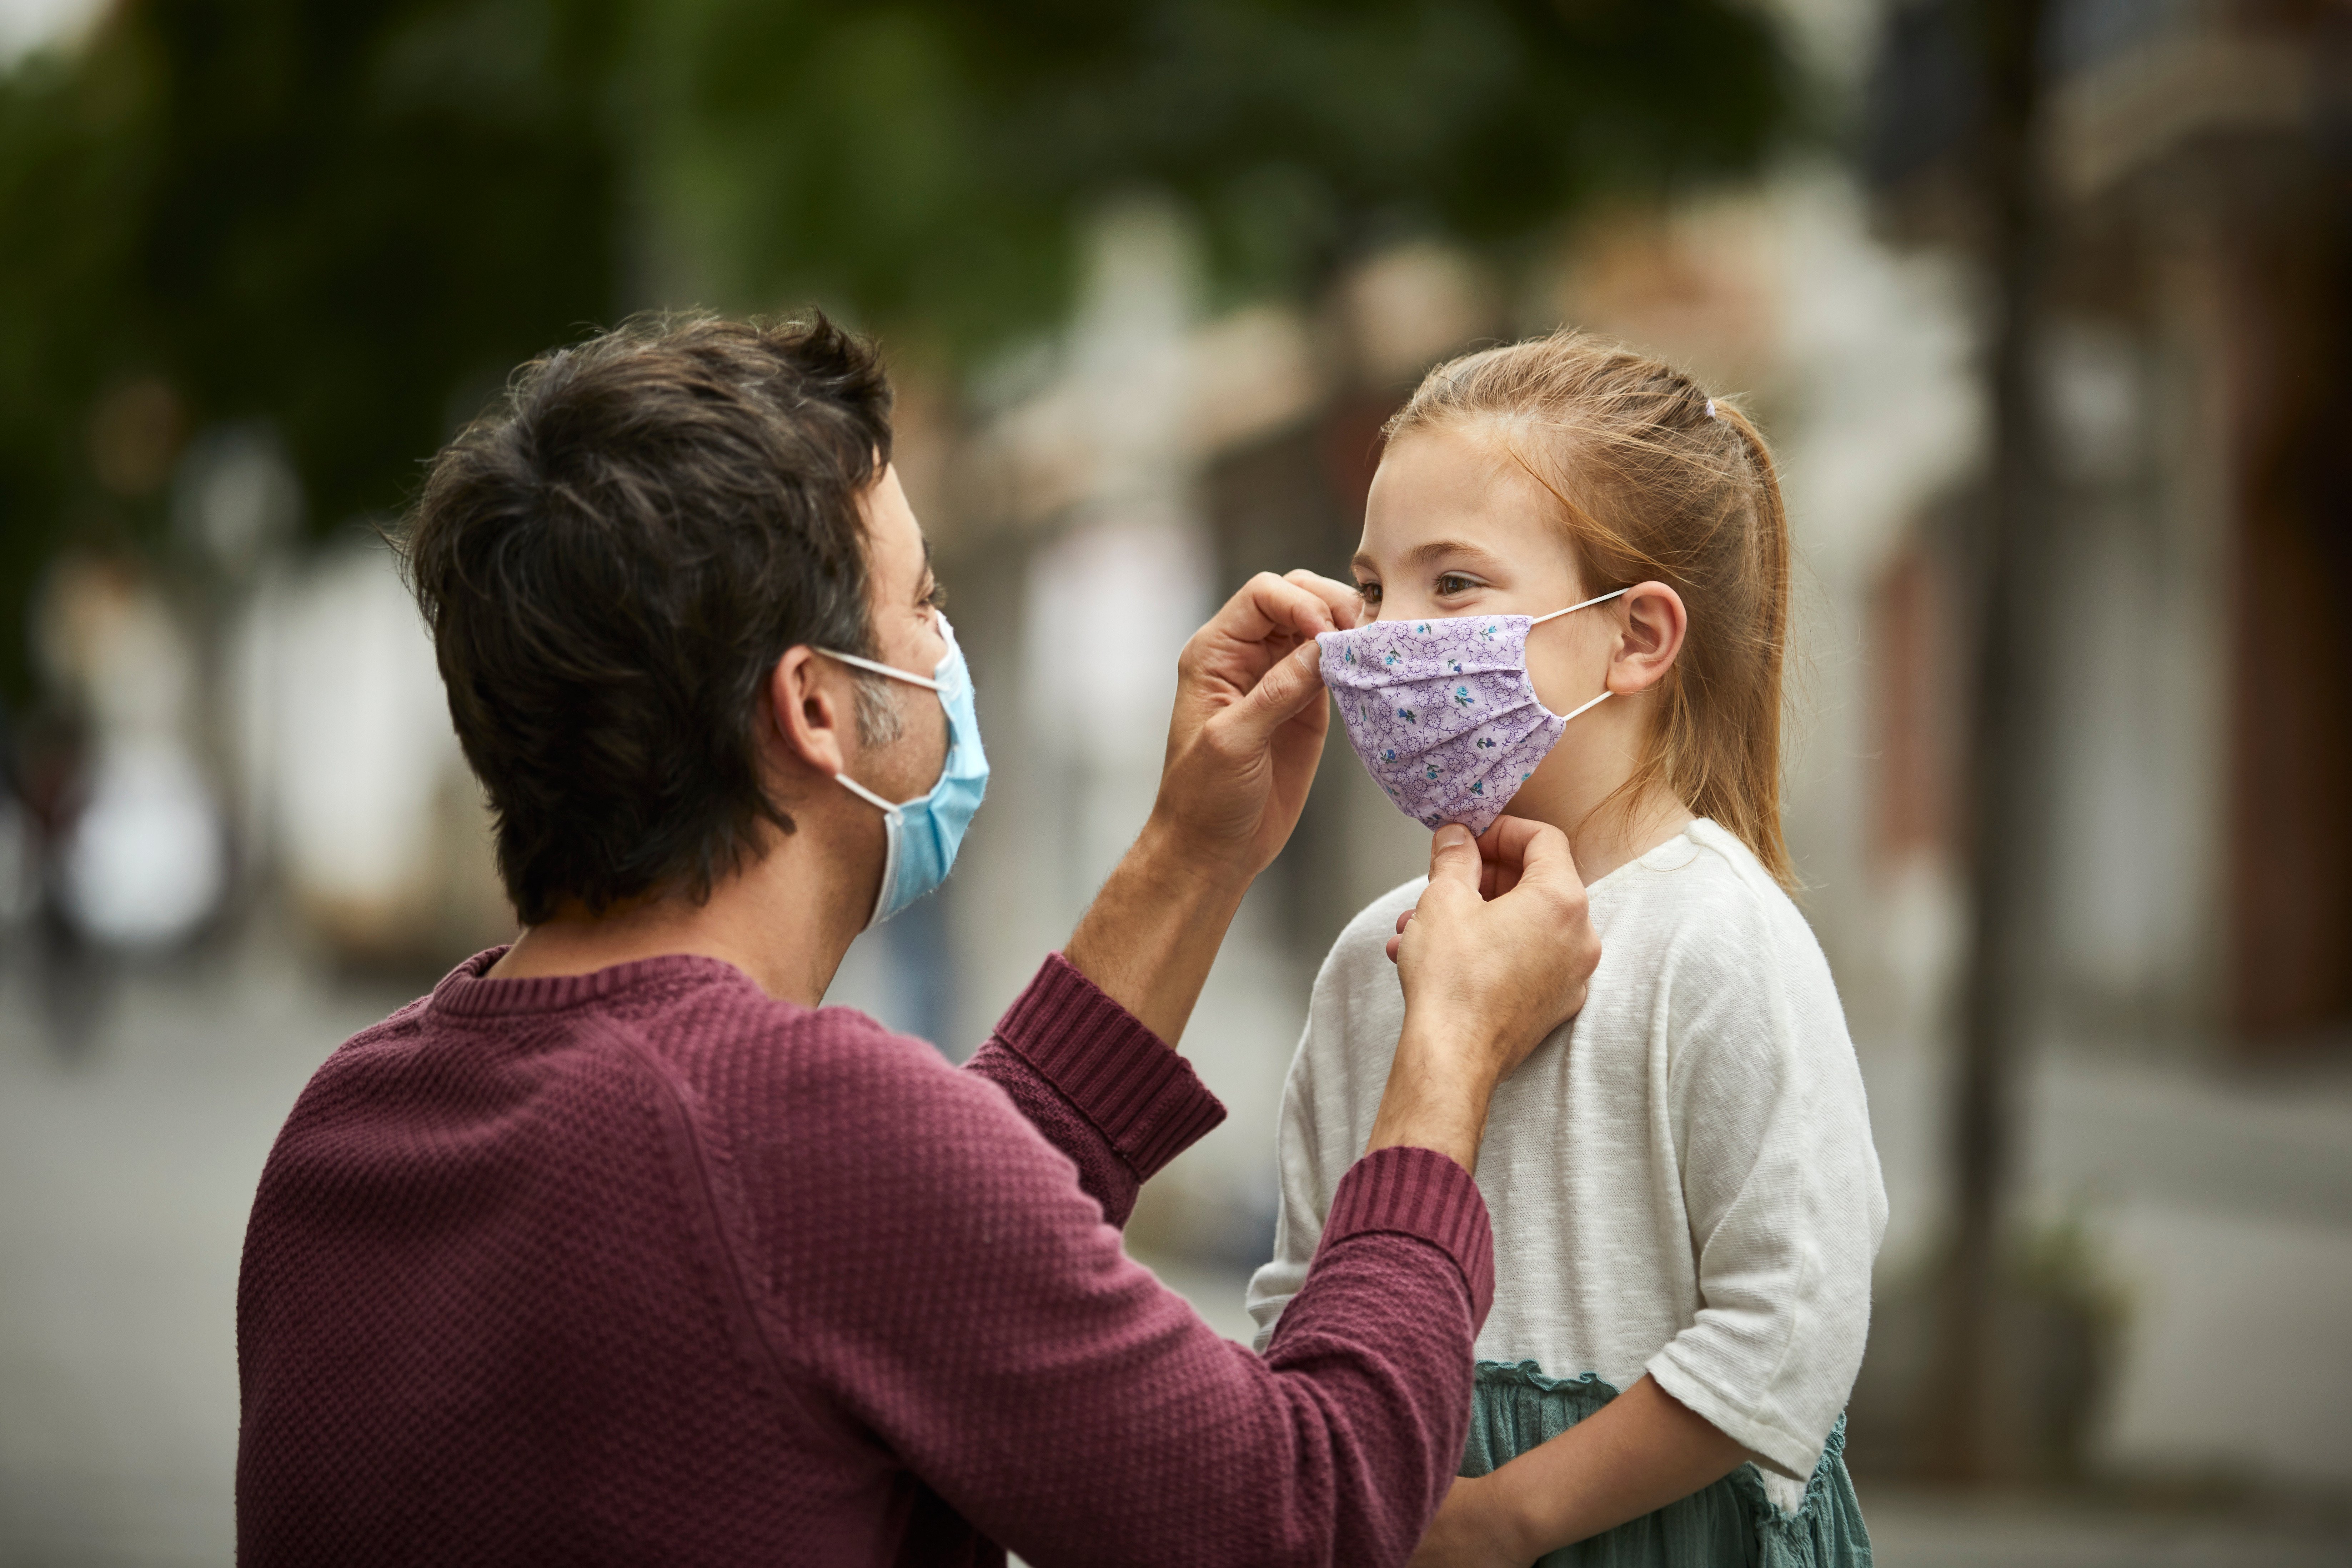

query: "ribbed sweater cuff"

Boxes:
[1318, 1146, 1496, 1324]
[991, 953, 1226, 1180]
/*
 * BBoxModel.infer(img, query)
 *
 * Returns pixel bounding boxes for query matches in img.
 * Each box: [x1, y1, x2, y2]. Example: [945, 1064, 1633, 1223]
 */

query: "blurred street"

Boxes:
[5, 945, 2348, 1567]
[4, 0, 2351, 1557]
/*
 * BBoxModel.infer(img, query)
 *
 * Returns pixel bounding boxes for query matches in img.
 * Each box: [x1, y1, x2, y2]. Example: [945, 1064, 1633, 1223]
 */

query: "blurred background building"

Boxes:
[0, 0, 2346, 1563]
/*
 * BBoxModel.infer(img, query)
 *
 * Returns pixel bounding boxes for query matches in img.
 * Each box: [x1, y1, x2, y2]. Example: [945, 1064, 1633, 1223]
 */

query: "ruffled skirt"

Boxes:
[1459, 1361, 1872, 1568]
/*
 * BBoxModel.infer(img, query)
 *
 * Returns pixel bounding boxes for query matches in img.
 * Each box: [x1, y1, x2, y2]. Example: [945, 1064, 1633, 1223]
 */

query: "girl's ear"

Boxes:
[766, 646, 852, 780]
[1607, 581, 1687, 695]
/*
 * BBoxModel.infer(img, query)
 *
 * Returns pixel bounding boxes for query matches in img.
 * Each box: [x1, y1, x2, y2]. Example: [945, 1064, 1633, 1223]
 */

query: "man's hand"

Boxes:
[1365, 817, 1599, 1172]
[1065, 569, 1357, 1046]
[1151, 569, 1359, 881]
[1383, 815, 1566, 961]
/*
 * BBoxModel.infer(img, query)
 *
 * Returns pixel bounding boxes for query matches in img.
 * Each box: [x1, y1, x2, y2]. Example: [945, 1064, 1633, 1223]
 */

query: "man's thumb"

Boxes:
[1230, 640, 1326, 743]
[1428, 823, 1480, 891]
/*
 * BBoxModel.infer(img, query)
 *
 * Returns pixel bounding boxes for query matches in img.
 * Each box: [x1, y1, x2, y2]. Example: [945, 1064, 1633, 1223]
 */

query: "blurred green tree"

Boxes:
[0, 0, 1795, 701]
[0, 0, 624, 698]
[653, 0, 1799, 353]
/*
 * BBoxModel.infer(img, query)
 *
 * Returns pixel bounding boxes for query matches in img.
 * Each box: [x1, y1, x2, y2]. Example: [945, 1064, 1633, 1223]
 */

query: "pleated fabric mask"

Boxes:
[1316, 589, 1624, 834]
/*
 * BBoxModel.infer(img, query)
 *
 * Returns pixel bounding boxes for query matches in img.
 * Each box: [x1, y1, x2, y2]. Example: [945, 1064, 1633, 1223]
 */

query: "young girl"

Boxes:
[1248, 332, 1886, 1567]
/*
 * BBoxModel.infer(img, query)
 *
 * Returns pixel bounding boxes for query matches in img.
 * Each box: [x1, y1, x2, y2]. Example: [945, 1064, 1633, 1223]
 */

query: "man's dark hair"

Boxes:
[400, 312, 894, 925]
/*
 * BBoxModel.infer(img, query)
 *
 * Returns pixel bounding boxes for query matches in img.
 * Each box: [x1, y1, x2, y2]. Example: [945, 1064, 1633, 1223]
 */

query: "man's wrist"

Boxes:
[1363, 1023, 1496, 1172]
[1063, 813, 1253, 1047]
[1131, 806, 1256, 898]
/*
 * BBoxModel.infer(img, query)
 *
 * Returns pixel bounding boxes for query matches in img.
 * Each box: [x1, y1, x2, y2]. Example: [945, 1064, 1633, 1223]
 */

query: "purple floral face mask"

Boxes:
[1317, 589, 1626, 834]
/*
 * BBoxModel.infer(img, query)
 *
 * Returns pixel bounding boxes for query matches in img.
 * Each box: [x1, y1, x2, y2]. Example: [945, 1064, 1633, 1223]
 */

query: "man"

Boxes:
[236, 314, 1601, 1566]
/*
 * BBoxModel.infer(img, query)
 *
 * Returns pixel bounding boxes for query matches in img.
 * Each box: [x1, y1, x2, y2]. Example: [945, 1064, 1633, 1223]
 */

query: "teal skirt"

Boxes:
[1460, 1361, 1871, 1568]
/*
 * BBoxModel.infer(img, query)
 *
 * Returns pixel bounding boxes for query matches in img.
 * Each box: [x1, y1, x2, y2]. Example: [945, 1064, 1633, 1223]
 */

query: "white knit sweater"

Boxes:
[1247, 820, 1888, 1487]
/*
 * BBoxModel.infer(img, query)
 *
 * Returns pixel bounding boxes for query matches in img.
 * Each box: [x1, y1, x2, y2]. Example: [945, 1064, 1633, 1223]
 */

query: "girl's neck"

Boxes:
[1506, 712, 1696, 885]
[1544, 784, 1695, 887]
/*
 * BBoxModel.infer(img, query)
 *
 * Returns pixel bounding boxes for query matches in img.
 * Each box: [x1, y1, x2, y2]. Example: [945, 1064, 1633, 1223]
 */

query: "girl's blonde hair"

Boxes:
[1385, 329, 1794, 888]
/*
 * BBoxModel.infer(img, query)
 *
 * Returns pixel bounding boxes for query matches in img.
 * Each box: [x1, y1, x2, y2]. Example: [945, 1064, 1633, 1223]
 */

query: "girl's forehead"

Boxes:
[1363, 427, 1572, 567]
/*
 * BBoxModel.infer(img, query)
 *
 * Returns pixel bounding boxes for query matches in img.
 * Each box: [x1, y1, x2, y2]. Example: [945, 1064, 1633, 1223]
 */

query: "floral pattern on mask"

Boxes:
[1318, 615, 1566, 834]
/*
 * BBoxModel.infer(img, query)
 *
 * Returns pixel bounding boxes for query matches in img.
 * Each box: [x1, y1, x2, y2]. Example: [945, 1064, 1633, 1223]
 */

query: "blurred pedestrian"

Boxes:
[234, 315, 1603, 1566]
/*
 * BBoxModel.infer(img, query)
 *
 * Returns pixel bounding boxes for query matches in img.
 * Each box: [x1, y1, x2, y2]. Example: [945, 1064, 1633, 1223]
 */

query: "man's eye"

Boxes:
[924, 580, 948, 612]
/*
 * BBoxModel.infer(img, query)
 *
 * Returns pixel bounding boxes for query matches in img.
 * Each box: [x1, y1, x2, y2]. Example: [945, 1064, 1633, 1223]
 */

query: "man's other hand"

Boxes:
[1150, 569, 1359, 881]
[1366, 818, 1600, 1171]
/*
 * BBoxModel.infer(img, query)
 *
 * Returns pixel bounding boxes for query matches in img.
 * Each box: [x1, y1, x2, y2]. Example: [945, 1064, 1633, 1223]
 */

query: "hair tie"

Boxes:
[1705, 397, 1717, 420]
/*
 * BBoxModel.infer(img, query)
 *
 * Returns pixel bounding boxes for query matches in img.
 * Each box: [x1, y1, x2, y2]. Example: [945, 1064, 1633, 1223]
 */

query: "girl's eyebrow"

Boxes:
[1404, 538, 1507, 570]
[1351, 538, 1506, 577]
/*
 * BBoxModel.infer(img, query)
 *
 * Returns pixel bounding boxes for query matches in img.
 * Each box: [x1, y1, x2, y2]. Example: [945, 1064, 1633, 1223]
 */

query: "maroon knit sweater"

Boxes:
[236, 950, 1495, 1566]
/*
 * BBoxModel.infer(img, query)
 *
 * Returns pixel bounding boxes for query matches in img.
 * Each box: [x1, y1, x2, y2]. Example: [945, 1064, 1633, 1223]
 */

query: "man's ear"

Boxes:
[1606, 581, 1688, 696]
[767, 647, 851, 780]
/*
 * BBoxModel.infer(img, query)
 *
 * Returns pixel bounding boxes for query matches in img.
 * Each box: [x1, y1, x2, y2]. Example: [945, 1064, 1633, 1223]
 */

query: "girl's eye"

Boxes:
[1435, 573, 1479, 597]
[1356, 581, 1382, 604]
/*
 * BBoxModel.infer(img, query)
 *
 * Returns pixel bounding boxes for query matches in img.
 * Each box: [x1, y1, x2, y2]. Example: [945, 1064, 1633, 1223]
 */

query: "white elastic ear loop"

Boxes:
[814, 647, 943, 690]
[812, 649, 932, 928]
[1529, 591, 1623, 724]
[1558, 690, 1611, 723]
[833, 772, 904, 815]
[831, 771, 903, 930]
[1528, 586, 1630, 626]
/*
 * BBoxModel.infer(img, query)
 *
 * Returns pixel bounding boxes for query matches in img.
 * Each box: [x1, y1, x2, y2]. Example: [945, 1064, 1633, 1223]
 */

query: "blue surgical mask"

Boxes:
[818, 614, 990, 929]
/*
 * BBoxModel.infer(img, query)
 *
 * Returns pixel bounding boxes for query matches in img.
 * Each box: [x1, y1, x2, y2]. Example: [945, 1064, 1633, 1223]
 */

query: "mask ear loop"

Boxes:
[833, 772, 904, 931]
[814, 648, 929, 928]
[1556, 690, 1611, 723]
[1528, 586, 1629, 626]
[814, 647, 944, 691]
[1526, 587, 1627, 723]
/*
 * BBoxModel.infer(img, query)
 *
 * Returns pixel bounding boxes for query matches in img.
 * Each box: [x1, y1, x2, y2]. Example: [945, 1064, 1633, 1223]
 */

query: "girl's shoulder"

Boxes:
[1315, 876, 1428, 997]
[1604, 819, 1836, 996]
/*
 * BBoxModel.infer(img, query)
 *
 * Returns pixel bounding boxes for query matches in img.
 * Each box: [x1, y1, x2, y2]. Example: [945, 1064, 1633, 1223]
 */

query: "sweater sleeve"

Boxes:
[963, 952, 1223, 1229]
[1640, 893, 1890, 1481]
[767, 958, 1496, 1568]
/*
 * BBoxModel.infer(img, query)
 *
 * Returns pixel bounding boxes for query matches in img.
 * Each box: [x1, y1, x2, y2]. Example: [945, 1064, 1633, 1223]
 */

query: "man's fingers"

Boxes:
[1475, 815, 1548, 873]
[1507, 819, 1580, 887]
[1213, 570, 1341, 648]
[1428, 823, 1481, 892]
[1283, 568, 1363, 631]
[1217, 640, 1327, 747]
[1491, 820, 1587, 929]
[1394, 908, 1414, 935]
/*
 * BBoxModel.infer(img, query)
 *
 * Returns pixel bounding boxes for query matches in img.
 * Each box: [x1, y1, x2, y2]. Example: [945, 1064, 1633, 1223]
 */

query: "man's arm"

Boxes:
[966, 953, 1223, 1229]
[787, 1029, 1496, 1567]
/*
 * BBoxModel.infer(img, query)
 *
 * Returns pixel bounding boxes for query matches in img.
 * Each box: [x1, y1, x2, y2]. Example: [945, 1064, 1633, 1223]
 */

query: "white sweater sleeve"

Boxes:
[1640, 884, 1889, 1481]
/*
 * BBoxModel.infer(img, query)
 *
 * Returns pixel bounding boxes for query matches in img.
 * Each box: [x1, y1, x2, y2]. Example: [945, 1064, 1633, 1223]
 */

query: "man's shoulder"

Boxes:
[661, 987, 1023, 1168]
